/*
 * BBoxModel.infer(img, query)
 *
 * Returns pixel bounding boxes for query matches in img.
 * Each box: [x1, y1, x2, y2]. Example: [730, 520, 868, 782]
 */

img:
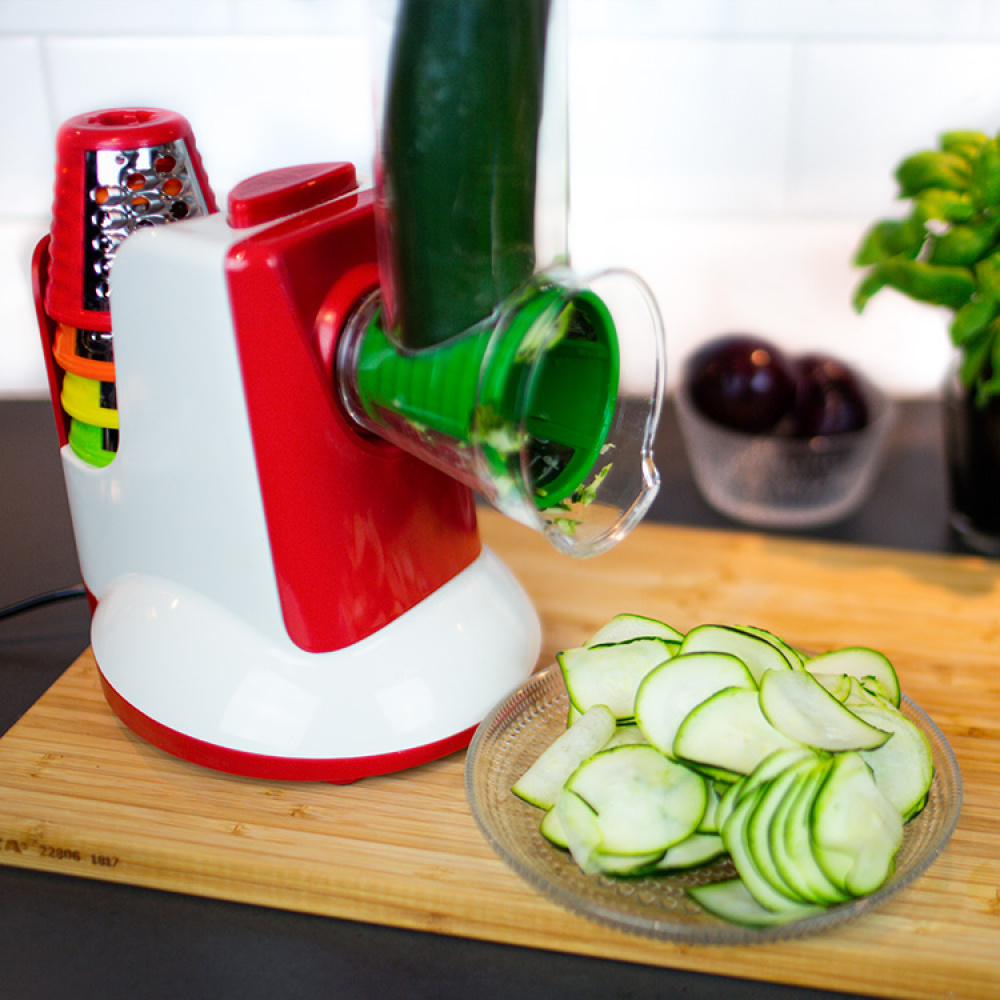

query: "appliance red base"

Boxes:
[98, 671, 477, 784]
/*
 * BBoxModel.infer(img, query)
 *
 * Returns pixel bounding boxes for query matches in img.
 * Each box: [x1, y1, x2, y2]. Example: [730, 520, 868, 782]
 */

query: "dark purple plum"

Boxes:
[789, 354, 869, 437]
[686, 335, 796, 433]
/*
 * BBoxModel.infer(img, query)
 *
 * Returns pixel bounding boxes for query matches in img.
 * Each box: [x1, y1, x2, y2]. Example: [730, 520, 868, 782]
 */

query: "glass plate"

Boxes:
[465, 662, 963, 945]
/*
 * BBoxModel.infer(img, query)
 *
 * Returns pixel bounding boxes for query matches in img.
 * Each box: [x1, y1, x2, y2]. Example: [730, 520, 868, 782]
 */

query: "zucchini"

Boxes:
[634, 651, 756, 757]
[382, 0, 551, 348]
[687, 877, 824, 927]
[804, 646, 901, 708]
[854, 702, 934, 821]
[732, 624, 806, 670]
[511, 614, 936, 929]
[679, 624, 794, 683]
[649, 832, 725, 872]
[585, 613, 683, 647]
[673, 686, 803, 776]
[771, 760, 851, 905]
[811, 752, 904, 897]
[722, 782, 805, 911]
[565, 744, 707, 856]
[758, 668, 891, 751]
[558, 637, 674, 719]
[512, 703, 616, 809]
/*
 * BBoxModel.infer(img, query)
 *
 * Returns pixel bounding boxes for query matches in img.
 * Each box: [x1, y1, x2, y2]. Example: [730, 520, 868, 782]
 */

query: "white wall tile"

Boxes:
[0, 37, 53, 217]
[0, 0, 232, 34]
[3, 3, 990, 397]
[43, 35, 377, 201]
[570, 214, 951, 395]
[0, 220, 52, 394]
[569, 0, 983, 39]
[569, 37, 793, 216]
[233, 0, 370, 34]
[786, 39, 1000, 216]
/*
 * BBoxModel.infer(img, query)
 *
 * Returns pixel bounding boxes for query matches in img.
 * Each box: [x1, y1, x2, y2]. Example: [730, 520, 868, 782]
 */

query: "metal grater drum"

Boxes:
[83, 139, 213, 314]
[45, 107, 216, 331]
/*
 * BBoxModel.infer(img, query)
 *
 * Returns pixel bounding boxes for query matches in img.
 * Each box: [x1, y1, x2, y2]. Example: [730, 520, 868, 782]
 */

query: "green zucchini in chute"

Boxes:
[380, 0, 552, 349]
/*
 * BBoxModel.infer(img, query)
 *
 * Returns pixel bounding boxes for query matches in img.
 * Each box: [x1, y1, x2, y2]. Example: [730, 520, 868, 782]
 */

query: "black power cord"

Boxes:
[0, 584, 87, 622]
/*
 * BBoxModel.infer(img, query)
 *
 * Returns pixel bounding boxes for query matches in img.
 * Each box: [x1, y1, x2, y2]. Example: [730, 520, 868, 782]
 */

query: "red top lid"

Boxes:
[228, 163, 359, 229]
[57, 107, 195, 152]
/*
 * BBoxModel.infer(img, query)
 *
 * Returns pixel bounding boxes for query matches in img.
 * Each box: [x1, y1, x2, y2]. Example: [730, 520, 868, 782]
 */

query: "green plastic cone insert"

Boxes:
[351, 283, 619, 510]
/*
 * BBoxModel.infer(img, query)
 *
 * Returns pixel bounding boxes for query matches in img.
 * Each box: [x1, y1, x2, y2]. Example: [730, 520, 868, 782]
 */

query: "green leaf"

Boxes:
[915, 188, 975, 223]
[928, 217, 1000, 266]
[975, 252, 1000, 299]
[940, 130, 988, 161]
[958, 321, 996, 389]
[876, 259, 977, 310]
[853, 218, 925, 266]
[970, 138, 1000, 211]
[896, 150, 973, 197]
[852, 268, 890, 313]
[950, 296, 999, 345]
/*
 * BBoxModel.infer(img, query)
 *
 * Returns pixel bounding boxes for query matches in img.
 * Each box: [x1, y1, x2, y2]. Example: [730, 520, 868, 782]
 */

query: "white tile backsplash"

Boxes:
[570, 38, 793, 215]
[570, 0, 985, 39]
[0, 37, 52, 217]
[5, 0, 1000, 396]
[43, 35, 376, 198]
[787, 39, 1000, 216]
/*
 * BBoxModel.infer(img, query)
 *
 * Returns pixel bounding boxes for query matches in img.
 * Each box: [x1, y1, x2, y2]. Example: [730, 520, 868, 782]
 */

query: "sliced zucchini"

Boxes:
[591, 847, 666, 876]
[539, 802, 569, 848]
[551, 788, 603, 874]
[566, 744, 707, 856]
[811, 751, 904, 897]
[586, 613, 684, 647]
[558, 637, 675, 719]
[771, 760, 850, 905]
[759, 668, 891, 752]
[679, 624, 794, 683]
[722, 782, 803, 911]
[733, 625, 805, 670]
[687, 877, 824, 927]
[804, 647, 900, 708]
[604, 723, 649, 749]
[811, 671, 852, 703]
[697, 781, 723, 834]
[674, 686, 803, 777]
[650, 832, 725, 871]
[512, 704, 616, 810]
[634, 651, 756, 757]
[854, 702, 934, 821]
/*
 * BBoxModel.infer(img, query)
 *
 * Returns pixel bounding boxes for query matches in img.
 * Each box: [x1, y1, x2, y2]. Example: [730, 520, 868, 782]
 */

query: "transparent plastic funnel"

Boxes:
[338, 268, 663, 557]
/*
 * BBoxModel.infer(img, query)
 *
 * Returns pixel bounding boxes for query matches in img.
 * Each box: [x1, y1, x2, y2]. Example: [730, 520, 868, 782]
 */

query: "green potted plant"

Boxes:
[854, 129, 1000, 555]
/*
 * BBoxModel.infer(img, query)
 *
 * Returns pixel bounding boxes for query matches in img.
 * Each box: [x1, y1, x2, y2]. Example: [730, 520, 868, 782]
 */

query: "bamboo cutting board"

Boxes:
[1, 511, 998, 999]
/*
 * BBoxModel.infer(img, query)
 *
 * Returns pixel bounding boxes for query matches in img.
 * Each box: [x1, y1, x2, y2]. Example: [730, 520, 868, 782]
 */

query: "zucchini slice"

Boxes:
[759, 668, 891, 751]
[634, 651, 756, 757]
[854, 702, 934, 821]
[558, 637, 675, 719]
[674, 686, 803, 776]
[585, 613, 683, 647]
[512, 703, 616, 809]
[566, 744, 707, 856]
[649, 832, 726, 872]
[804, 646, 901, 708]
[687, 877, 824, 927]
[811, 752, 904, 897]
[771, 760, 851, 905]
[679, 624, 795, 683]
[733, 624, 806, 670]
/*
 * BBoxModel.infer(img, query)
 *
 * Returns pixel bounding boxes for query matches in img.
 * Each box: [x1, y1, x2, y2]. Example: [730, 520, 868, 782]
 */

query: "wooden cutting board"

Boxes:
[1, 511, 998, 999]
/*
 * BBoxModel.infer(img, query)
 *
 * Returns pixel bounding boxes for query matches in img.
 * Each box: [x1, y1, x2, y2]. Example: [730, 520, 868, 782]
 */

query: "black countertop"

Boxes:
[0, 396, 960, 1000]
